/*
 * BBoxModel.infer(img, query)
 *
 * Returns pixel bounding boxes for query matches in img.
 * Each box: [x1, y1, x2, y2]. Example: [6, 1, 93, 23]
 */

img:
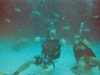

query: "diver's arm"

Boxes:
[83, 37, 91, 48]
[35, 36, 46, 42]
[40, 37, 46, 42]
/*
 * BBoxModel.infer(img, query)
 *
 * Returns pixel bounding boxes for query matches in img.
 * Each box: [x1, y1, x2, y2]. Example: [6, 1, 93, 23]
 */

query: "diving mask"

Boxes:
[75, 35, 83, 43]
[50, 29, 56, 40]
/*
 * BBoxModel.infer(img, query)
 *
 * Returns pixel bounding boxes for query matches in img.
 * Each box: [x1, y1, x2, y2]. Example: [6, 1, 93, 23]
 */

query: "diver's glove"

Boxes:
[12, 71, 19, 75]
[35, 36, 41, 42]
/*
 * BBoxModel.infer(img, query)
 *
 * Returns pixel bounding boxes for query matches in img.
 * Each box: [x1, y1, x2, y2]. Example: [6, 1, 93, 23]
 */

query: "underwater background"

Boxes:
[0, 0, 100, 75]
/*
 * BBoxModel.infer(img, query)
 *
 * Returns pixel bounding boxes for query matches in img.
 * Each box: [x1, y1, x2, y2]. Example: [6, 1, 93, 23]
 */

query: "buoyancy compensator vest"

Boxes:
[41, 39, 61, 60]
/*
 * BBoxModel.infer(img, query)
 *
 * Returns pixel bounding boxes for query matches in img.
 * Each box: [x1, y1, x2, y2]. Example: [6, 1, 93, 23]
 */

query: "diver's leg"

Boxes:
[13, 58, 36, 75]
[89, 57, 100, 70]
[35, 65, 54, 75]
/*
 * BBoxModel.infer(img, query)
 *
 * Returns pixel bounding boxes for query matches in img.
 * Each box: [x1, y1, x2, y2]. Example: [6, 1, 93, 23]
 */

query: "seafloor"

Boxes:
[0, 36, 100, 75]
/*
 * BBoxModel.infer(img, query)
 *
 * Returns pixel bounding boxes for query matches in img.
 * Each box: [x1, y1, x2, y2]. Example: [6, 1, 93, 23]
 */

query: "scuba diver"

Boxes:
[71, 22, 100, 75]
[13, 29, 66, 75]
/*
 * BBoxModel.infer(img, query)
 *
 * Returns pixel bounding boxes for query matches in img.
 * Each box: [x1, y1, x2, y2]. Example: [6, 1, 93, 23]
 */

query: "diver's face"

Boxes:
[49, 33, 56, 40]
[75, 35, 81, 45]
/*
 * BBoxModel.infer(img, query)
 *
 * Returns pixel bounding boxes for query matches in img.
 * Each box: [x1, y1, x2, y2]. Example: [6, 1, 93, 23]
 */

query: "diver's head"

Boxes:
[74, 34, 91, 48]
[74, 34, 83, 45]
[49, 29, 57, 40]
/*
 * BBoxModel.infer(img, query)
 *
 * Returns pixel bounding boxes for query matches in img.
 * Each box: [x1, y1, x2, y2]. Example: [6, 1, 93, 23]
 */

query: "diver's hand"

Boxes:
[78, 59, 86, 68]
[83, 37, 91, 48]
[35, 36, 40, 42]
[78, 59, 86, 72]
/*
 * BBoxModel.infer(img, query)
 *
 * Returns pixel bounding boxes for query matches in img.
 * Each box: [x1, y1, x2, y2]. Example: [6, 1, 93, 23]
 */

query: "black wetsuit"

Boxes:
[42, 39, 61, 59]
[73, 43, 96, 61]
[34, 38, 61, 68]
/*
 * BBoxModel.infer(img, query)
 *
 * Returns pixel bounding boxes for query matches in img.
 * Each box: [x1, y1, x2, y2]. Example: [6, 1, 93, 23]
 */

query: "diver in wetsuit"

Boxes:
[13, 29, 66, 75]
[71, 34, 100, 74]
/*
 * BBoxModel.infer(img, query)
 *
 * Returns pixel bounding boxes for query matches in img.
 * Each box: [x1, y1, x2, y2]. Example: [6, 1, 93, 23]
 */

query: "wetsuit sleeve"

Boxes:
[87, 48, 96, 57]
[59, 39, 66, 45]
[59, 39, 62, 44]
[40, 37, 46, 42]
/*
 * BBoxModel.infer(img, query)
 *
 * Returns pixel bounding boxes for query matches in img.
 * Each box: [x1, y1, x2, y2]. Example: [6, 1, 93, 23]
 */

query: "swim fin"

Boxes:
[70, 66, 83, 75]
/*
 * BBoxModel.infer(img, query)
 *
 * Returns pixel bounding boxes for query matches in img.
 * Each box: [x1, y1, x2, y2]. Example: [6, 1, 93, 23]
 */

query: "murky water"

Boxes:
[0, 0, 100, 75]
